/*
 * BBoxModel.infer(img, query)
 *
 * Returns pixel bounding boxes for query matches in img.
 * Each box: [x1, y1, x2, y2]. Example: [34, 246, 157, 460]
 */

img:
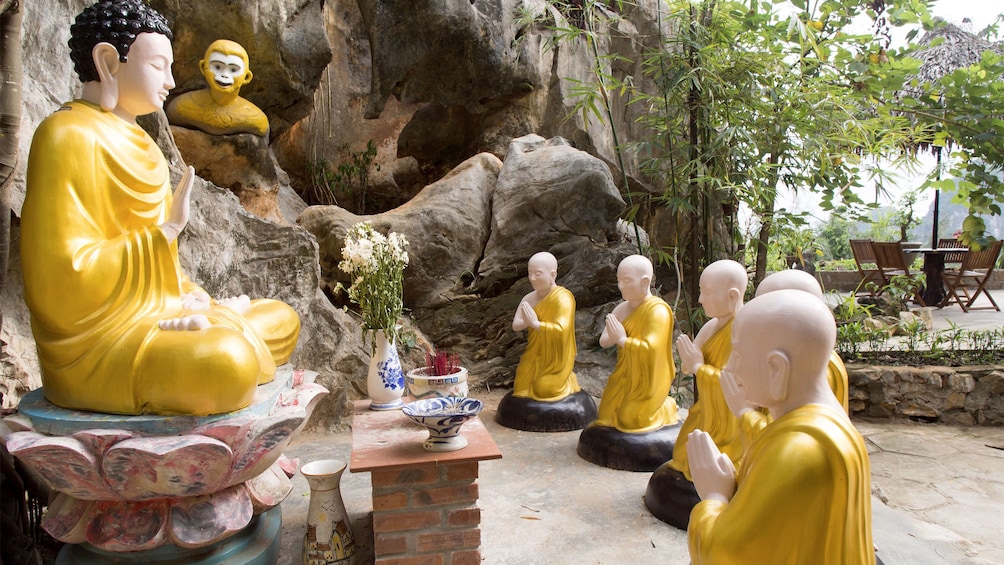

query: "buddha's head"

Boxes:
[616, 255, 653, 303]
[698, 260, 748, 319]
[69, 0, 173, 83]
[69, 0, 175, 120]
[200, 39, 253, 98]
[527, 252, 558, 295]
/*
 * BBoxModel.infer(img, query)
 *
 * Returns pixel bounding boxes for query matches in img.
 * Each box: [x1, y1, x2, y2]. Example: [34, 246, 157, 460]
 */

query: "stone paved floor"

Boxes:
[280, 394, 1004, 565]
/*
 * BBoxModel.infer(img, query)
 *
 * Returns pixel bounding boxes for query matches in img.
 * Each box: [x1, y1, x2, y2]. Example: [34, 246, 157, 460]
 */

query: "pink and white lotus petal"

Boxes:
[102, 435, 233, 500]
[42, 493, 93, 543]
[85, 498, 170, 551]
[244, 461, 293, 514]
[169, 484, 253, 548]
[5, 432, 118, 500]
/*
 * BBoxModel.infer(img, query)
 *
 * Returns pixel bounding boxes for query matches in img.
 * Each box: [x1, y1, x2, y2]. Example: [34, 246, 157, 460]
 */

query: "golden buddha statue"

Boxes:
[20, 0, 299, 416]
[594, 255, 678, 432]
[166, 39, 269, 136]
[668, 259, 748, 480]
[688, 290, 874, 564]
[511, 252, 579, 402]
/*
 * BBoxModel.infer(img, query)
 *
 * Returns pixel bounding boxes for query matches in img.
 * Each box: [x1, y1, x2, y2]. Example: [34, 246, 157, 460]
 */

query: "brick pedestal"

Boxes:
[350, 400, 501, 565]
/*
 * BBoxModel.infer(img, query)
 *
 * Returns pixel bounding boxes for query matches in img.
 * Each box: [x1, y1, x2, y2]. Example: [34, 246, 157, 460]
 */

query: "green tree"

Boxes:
[817, 213, 855, 261]
[633, 0, 934, 289]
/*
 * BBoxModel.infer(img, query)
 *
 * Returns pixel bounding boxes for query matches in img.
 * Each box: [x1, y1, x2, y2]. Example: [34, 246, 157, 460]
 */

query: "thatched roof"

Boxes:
[897, 19, 1004, 153]
[909, 19, 1003, 87]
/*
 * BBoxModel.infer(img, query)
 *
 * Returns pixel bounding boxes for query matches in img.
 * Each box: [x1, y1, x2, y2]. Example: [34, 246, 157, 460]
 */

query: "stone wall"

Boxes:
[848, 364, 1004, 425]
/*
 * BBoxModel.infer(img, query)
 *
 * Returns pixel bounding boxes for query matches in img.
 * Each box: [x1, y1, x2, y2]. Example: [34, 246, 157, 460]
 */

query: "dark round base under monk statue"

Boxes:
[495, 390, 598, 432]
[576, 421, 681, 472]
[643, 462, 701, 530]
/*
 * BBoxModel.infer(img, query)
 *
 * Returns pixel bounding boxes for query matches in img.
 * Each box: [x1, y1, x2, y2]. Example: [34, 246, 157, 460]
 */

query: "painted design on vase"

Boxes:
[367, 329, 404, 410]
[378, 358, 404, 391]
[301, 459, 355, 565]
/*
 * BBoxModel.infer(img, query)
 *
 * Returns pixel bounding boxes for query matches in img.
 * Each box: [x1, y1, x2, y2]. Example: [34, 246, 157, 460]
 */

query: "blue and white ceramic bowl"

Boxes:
[402, 397, 484, 452]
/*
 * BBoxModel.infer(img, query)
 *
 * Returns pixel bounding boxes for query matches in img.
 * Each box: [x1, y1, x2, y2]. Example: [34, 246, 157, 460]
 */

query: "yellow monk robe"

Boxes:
[513, 286, 580, 402]
[669, 319, 741, 480]
[828, 351, 850, 412]
[20, 100, 299, 416]
[689, 404, 874, 565]
[595, 296, 678, 433]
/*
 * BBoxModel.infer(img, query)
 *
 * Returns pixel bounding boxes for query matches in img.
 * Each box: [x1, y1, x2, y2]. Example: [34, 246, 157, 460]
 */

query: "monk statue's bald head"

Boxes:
[755, 269, 823, 299]
[730, 289, 836, 415]
[698, 259, 747, 320]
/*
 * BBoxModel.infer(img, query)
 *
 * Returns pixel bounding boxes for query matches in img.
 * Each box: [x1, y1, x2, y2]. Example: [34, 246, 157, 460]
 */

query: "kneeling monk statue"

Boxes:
[20, 0, 300, 416]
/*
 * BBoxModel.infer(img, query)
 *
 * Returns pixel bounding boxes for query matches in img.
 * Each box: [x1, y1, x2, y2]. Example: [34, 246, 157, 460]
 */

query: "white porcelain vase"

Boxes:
[366, 329, 405, 410]
[405, 366, 469, 401]
[301, 459, 355, 565]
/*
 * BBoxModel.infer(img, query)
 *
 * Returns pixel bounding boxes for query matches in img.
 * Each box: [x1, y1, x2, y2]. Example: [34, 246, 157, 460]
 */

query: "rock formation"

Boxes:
[6, 0, 678, 428]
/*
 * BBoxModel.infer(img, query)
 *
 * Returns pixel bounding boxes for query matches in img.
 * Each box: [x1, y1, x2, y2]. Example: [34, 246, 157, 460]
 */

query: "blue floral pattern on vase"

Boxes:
[367, 329, 405, 410]
[379, 357, 404, 391]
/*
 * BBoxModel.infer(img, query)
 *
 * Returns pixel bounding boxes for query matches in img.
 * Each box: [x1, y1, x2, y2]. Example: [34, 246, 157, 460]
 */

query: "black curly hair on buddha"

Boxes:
[68, 0, 173, 83]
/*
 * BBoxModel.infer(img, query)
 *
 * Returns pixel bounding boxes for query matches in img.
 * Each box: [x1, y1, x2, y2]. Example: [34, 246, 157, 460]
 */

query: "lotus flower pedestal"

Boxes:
[2, 367, 328, 564]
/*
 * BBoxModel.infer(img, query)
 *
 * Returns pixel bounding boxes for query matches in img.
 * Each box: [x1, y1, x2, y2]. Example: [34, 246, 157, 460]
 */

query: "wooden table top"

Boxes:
[349, 399, 502, 473]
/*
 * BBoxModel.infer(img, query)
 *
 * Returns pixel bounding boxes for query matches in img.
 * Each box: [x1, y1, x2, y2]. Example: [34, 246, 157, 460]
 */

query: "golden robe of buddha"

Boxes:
[669, 319, 742, 480]
[513, 286, 580, 402]
[595, 295, 678, 433]
[21, 100, 299, 416]
[688, 404, 874, 565]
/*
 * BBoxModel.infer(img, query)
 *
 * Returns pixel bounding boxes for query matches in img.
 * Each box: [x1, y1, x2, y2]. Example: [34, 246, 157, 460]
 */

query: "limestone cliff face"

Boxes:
[7, 0, 673, 426]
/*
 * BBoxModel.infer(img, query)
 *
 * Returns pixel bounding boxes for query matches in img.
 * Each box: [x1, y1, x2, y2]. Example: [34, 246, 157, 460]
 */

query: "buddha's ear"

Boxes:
[766, 350, 789, 403]
[92, 42, 121, 112]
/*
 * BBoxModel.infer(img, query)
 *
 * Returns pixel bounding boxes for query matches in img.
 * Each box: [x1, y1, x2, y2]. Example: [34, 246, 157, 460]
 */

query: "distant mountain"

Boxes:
[912, 190, 1004, 245]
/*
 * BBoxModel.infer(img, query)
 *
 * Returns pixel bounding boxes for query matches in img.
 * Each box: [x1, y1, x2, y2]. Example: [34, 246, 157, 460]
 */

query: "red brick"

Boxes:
[447, 549, 482, 565]
[444, 462, 479, 482]
[374, 510, 442, 532]
[374, 533, 409, 556]
[417, 528, 481, 552]
[373, 491, 409, 511]
[446, 507, 481, 527]
[375, 555, 444, 565]
[372, 466, 439, 489]
[413, 483, 479, 507]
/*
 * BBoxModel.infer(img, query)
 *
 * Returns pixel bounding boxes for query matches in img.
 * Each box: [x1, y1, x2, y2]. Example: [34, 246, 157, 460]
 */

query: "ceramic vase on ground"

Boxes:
[405, 366, 469, 400]
[366, 329, 405, 410]
[301, 459, 355, 565]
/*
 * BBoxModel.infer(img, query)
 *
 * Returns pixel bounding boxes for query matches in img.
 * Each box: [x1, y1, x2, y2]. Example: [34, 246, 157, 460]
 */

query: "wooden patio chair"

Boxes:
[937, 238, 967, 269]
[871, 241, 927, 306]
[849, 239, 882, 296]
[940, 239, 1002, 312]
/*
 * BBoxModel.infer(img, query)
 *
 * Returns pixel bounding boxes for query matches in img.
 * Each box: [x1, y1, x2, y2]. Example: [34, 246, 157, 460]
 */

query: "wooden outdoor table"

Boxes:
[905, 247, 969, 307]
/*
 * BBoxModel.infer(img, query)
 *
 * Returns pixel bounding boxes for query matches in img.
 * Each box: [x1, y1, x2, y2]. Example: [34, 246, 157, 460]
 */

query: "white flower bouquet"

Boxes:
[337, 222, 410, 348]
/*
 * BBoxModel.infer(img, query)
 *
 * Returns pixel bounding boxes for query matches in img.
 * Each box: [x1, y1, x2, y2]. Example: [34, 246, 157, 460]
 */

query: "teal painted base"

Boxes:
[55, 507, 282, 564]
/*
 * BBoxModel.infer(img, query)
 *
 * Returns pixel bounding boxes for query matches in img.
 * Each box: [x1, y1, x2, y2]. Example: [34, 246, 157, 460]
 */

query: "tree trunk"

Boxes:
[752, 151, 780, 286]
[0, 1, 23, 291]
